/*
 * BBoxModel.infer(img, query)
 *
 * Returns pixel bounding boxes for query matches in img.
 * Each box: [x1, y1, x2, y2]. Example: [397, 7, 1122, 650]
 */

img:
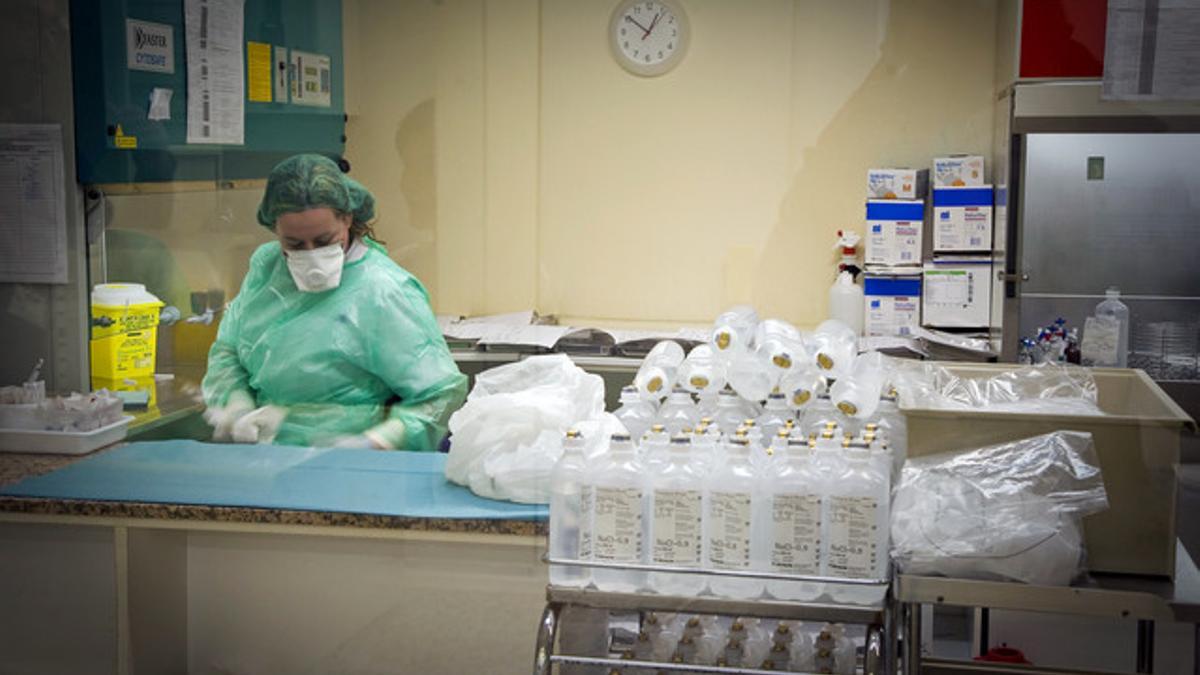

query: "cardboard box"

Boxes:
[865, 200, 924, 266]
[922, 258, 991, 328]
[932, 186, 993, 252]
[932, 155, 985, 187]
[867, 168, 929, 200]
[864, 274, 921, 337]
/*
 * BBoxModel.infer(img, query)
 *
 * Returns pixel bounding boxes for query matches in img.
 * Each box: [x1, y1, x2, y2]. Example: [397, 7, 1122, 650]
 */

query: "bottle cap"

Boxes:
[651, 424, 666, 433]
[743, 419, 757, 427]
[565, 429, 582, 439]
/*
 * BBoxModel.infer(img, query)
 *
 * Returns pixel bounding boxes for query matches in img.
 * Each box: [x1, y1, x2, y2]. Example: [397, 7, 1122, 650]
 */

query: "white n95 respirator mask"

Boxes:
[286, 243, 345, 292]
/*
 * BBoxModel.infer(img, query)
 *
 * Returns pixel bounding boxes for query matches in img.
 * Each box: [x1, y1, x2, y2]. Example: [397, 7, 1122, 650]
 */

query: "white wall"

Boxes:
[345, 0, 1000, 328]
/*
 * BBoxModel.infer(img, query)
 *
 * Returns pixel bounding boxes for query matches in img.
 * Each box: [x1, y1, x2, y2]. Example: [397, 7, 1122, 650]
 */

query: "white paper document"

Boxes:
[148, 87, 173, 121]
[0, 125, 68, 284]
[185, 0, 245, 144]
[1104, 0, 1200, 100]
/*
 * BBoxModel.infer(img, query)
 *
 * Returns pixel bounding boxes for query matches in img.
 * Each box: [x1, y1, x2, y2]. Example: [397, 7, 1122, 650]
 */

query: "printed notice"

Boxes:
[770, 494, 822, 574]
[185, 0, 245, 144]
[593, 487, 643, 561]
[0, 125, 68, 284]
[706, 491, 752, 569]
[826, 496, 879, 579]
[651, 489, 703, 565]
[924, 270, 970, 306]
[246, 41, 272, 102]
[290, 50, 332, 107]
[1104, 0, 1200, 100]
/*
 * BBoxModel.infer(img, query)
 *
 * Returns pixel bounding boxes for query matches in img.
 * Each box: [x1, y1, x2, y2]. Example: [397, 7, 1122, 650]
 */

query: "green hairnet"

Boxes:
[257, 154, 376, 229]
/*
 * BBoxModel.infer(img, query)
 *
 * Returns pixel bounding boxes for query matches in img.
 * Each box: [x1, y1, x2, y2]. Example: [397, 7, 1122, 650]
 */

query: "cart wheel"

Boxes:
[865, 624, 884, 675]
[533, 603, 561, 675]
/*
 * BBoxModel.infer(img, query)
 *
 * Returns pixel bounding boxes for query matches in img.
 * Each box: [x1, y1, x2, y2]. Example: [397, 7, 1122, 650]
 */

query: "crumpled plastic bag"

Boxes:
[891, 430, 1109, 586]
[890, 361, 1104, 416]
[445, 354, 608, 504]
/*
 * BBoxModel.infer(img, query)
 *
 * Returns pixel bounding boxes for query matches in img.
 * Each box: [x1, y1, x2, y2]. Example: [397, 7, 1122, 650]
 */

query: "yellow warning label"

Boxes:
[247, 41, 272, 102]
[114, 124, 137, 149]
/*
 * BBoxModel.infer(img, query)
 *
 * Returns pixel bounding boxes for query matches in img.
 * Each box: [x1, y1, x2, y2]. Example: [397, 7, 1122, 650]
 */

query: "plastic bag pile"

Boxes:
[890, 430, 1109, 586]
[445, 354, 619, 504]
[889, 360, 1103, 416]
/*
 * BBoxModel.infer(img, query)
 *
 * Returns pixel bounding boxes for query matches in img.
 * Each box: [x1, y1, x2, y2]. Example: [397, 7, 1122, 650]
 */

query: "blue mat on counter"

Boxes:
[0, 440, 547, 521]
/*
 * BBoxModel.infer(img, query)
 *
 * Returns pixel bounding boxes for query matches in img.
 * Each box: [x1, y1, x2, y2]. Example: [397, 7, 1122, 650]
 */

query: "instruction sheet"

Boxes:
[0, 124, 68, 284]
[185, 0, 245, 144]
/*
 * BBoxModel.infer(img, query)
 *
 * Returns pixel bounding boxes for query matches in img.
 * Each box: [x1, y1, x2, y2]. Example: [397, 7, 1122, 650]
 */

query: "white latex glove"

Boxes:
[231, 405, 288, 444]
[329, 431, 388, 450]
[203, 398, 254, 442]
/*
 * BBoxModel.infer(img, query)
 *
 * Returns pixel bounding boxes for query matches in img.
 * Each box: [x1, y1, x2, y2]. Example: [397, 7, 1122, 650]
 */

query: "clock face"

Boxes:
[610, 0, 688, 76]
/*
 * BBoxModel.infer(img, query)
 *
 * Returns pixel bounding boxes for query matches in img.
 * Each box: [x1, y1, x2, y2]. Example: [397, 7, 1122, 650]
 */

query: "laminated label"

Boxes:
[770, 493, 822, 574]
[652, 489, 703, 565]
[826, 495, 879, 579]
[593, 486, 643, 562]
[707, 491, 752, 569]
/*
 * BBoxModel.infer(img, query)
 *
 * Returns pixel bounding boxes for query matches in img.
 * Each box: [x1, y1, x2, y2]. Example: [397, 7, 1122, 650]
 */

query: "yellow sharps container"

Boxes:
[90, 283, 164, 385]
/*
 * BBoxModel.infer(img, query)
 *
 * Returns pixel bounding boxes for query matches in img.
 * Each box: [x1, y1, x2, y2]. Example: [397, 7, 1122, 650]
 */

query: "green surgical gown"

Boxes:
[201, 239, 466, 450]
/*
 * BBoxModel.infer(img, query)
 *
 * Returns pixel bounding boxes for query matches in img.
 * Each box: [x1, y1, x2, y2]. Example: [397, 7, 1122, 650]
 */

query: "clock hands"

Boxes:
[624, 15, 651, 35]
[642, 11, 662, 40]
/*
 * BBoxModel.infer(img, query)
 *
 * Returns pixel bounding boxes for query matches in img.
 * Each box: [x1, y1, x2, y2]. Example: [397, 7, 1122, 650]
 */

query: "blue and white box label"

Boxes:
[864, 275, 921, 337]
[126, 19, 175, 74]
[865, 200, 924, 266]
[933, 187, 992, 252]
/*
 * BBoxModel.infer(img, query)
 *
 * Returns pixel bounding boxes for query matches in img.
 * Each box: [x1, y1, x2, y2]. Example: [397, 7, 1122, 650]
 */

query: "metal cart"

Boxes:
[898, 541, 1200, 674]
[534, 558, 897, 675]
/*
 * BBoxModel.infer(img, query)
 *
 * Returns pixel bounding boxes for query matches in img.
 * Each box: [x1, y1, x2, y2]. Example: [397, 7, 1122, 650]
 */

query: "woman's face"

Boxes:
[275, 207, 352, 252]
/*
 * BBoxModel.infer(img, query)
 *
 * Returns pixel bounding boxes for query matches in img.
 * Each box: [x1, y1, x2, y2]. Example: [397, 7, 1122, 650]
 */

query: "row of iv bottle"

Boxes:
[549, 428, 891, 601]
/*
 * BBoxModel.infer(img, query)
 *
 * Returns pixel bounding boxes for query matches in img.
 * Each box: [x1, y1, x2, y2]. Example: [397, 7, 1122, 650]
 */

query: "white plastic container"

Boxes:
[779, 367, 825, 414]
[648, 435, 707, 596]
[710, 305, 759, 362]
[755, 393, 793, 444]
[590, 433, 649, 592]
[549, 430, 592, 587]
[754, 319, 807, 375]
[678, 344, 727, 396]
[825, 442, 890, 605]
[829, 352, 886, 421]
[765, 438, 826, 601]
[828, 272, 864, 336]
[704, 437, 767, 599]
[634, 340, 685, 400]
[1092, 287, 1131, 368]
[613, 385, 657, 442]
[0, 415, 133, 455]
[808, 320, 859, 378]
[726, 349, 777, 403]
[655, 388, 700, 436]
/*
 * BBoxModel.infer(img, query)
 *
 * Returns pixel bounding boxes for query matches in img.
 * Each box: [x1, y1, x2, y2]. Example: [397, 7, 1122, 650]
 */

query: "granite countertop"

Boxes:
[0, 447, 546, 537]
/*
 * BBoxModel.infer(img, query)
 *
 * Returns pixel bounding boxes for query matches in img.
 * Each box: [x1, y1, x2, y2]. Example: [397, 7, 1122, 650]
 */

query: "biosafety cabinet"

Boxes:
[993, 82, 1200, 419]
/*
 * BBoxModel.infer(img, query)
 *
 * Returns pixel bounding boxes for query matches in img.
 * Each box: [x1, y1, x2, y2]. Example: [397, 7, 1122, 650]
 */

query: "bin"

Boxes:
[900, 363, 1196, 578]
[90, 284, 163, 383]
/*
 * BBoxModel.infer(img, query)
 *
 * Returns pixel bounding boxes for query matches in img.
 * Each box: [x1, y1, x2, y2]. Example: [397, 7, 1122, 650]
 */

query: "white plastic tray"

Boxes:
[0, 416, 133, 455]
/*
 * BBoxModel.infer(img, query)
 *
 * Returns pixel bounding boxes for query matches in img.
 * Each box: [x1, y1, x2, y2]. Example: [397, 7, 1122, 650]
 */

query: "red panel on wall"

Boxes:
[1020, 0, 1108, 78]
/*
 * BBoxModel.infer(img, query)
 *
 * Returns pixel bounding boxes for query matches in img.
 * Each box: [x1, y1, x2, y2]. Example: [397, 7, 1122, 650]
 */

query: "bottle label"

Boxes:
[579, 484, 593, 559]
[593, 486, 643, 562]
[652, 488, 703, 565]
[706, 491, 752, 569]
[826, 495, 879, 578]
[770, 493, 822, 574]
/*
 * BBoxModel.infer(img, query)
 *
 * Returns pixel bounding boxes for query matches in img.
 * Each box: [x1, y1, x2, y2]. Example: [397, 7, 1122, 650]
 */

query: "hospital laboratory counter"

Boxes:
[0, 442, 550, 675]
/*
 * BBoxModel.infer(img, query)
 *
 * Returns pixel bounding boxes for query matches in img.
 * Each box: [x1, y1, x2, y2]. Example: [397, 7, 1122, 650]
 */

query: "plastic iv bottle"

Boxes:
[755, 319, 808, 378]
[801, 395, 841, 439]
[756, 392, 793, 442]
[829, 351, 886, 421]
[715, 389, 747, 439]
[828, 271, 865, 336]
[704, 437, 766, 599]
[655, 387, 701, 436]
[869, 389, 906, 479]
[780, 367, 825, 415]
[764, 437, 825, 602]
[614, 385, 657, 443]
[809, 319, 859, 378]
[691, 423, 720, 476]
[640, 423, 671, 471]
[635, 340, 686, 400]
[678, 344, 728, 396]
[727, 348, 778, 403]
[1094, 287, 1131, 368]
[591, 432, 648, 592]
[710, 305, 760, 363]
[550, 430, 592, 587]
[648, 435, 707, 596]
[825, 440, 889, 604]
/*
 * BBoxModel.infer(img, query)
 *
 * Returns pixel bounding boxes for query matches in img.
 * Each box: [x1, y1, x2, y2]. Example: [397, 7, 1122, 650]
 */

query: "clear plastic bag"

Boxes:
[891, 430, 1109, 586]
[890, 361, 1104, 416]
[445, 354, 608, 504]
